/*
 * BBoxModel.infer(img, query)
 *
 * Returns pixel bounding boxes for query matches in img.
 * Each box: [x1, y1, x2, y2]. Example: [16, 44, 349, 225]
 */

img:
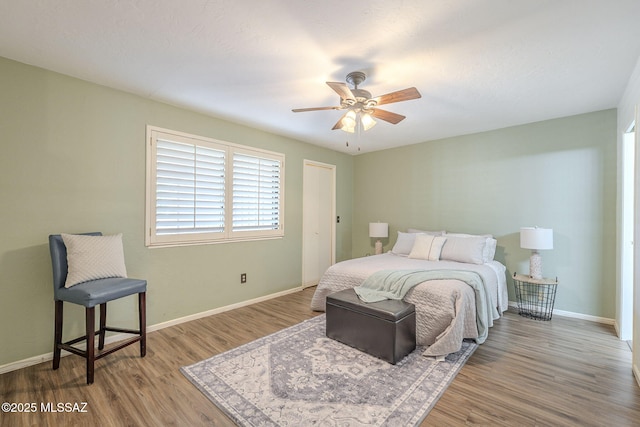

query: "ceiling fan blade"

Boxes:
[292, 106, 341, 112]
[370, 108, 406, 124]
[374, 87, 421, 106]
[326, 82, 355, 101]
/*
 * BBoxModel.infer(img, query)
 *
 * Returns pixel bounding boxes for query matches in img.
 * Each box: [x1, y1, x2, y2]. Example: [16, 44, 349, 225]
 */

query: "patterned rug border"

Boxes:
[181, 314, 477, 426]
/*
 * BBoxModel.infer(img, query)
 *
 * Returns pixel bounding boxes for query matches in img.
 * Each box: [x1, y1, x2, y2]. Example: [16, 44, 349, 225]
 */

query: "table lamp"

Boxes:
[369, 222, 388, 255]
[520, 227, 553, 279]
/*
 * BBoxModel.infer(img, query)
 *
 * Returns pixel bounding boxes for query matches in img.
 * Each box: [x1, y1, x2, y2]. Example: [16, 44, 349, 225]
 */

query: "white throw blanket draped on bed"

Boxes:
[310, 253, 508, 357]
[354, 269, 493, 344]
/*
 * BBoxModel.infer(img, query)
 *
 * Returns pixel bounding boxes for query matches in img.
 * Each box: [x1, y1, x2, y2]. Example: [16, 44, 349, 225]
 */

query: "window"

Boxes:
[146, 126, 284, 247]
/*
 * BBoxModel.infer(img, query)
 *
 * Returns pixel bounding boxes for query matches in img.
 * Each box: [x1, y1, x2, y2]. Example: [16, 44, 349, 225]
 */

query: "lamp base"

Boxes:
[375, 240, 383, 255]
[529, 251, 542, 279]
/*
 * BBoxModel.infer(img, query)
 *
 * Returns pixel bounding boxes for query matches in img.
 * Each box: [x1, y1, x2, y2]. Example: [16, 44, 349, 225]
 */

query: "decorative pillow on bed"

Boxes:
[391, 231, 421, 256]
[61, 233, 128, 288]
[445, 232, 497, 263]
[440, 236, 487, 264]
[407, 228, 444, 236]
[408, 234, 447, 261]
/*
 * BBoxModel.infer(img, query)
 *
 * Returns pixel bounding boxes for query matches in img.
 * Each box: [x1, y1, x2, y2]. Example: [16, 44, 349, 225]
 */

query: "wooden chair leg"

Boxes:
[53, 300, 63, 370]
[86, 307, 95, 385]
[98, 303, 107, 350]
[139, 292, 146, 357]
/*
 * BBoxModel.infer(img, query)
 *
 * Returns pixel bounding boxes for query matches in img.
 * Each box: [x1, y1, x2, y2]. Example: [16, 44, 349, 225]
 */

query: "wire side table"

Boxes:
[513, 273, 558, 321]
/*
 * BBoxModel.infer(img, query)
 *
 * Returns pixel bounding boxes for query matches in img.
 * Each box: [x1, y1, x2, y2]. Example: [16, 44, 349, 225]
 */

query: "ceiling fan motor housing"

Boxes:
[344, 72, 377, 110]
[346, 71, 367, 88]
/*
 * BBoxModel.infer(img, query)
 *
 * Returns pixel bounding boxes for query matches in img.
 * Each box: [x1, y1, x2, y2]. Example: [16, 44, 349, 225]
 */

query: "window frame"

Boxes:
[145, 125, 285, 248]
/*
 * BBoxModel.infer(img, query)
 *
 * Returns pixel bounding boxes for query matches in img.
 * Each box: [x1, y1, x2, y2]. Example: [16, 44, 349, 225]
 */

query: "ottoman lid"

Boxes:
[326, 288, 415, 321]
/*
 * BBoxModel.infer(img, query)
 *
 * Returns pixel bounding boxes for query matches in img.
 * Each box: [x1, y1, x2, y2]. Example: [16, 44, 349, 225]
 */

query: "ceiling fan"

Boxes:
[292, 71, 421, 133]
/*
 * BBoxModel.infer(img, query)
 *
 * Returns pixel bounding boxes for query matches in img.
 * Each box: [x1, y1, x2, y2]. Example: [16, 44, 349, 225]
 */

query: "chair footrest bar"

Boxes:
[58, 343, 86, 357]
[63, 327, 142, 347]
[95, 336, 142, 360]
[58, 332, 143, 359]
[103, 326, 141, 334]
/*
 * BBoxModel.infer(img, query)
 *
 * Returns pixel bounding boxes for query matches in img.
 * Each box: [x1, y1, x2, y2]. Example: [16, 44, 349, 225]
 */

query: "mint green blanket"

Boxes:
[354, 269, 490, 343]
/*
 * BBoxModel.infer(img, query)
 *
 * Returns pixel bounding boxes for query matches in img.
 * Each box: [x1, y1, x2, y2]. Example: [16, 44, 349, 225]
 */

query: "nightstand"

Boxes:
[513, 273, 558, 321]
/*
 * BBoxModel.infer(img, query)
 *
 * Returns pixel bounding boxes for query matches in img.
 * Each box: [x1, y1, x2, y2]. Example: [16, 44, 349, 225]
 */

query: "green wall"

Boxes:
[353, 109, 617, 318]
[0, 57, 354, 366]
[0, 53, 619, 368]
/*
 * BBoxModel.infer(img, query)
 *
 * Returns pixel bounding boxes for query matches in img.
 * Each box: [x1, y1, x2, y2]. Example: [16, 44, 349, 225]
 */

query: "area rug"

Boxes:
[180, 314, 477, 426]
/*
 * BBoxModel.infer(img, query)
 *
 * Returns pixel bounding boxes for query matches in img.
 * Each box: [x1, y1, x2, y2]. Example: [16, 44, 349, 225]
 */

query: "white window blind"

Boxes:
[156, 139, 225, 235]
[233, 153, 281, 232]
[146, 126, 284, 247]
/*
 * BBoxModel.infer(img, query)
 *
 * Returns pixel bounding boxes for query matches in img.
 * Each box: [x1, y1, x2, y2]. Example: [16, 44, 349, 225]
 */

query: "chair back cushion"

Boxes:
[49, 232, 102, 297]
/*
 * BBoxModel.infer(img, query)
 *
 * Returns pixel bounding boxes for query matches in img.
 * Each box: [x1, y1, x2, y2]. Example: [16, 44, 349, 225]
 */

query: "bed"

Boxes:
[310, 230, 509, 357]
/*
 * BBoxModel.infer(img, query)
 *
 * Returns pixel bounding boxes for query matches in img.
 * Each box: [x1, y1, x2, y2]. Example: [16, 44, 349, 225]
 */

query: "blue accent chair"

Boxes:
[48, 232, 147, 384]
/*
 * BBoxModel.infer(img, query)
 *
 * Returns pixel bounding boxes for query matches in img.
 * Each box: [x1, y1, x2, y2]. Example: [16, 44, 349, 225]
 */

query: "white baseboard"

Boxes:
[634, 363, 640, 388]
[147, 286, 302, 332]
[507, 301, 614, 325]
[0, 286, 303, 375]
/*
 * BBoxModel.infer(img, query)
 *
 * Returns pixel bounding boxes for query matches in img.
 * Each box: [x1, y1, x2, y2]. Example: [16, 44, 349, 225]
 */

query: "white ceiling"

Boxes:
[1, 1, 640, 154]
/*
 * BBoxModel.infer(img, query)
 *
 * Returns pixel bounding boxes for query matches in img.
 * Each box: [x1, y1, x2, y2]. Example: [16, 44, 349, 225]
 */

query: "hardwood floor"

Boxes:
[1, 287, 639, 426]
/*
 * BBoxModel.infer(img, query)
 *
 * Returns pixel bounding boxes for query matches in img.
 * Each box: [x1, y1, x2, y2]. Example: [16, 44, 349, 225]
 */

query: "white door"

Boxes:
[621, 130, 635, 341]
[302, 160, 336, 288]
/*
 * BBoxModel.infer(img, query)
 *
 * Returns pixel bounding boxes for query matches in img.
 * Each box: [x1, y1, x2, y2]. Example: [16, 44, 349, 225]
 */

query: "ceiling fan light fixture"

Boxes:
[360, 112, 377, 130]
[339, 110, 357, 133]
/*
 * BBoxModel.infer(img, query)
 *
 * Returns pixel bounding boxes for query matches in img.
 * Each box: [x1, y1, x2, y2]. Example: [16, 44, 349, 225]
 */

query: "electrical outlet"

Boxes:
[241, 273, 247, 283]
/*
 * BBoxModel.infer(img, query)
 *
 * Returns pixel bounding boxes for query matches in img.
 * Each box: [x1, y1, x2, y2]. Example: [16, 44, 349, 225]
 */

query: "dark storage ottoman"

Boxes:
[326, 288, 416, 364]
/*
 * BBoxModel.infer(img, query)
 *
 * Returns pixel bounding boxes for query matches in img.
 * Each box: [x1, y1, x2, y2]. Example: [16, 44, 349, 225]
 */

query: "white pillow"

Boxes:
[484, 238, 497, 262]
[445, 232, 492, 238]
[408, 234, 447, 261]
[391, 231, 421, 256]
[445, 232, 496, 263]
[407, 228, 444, 236]
[440, 236, 486, 265]
[62, 233, 128, 288]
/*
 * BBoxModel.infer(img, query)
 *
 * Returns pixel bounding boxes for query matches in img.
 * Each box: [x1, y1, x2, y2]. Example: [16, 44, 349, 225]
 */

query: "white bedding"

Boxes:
[310, 253, 508, 357]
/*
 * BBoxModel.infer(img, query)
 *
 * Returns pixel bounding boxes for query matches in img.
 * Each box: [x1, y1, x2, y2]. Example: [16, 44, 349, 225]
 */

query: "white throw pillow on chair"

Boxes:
[61, 233, 128, 288]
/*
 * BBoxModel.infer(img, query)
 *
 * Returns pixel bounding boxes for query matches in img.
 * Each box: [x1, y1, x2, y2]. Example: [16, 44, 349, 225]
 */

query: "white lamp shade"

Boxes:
[369, 222, 389, 238]
[339, 110, 357, 133]
[520, 227, 553, 250]
[360, 112, 377, 130]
